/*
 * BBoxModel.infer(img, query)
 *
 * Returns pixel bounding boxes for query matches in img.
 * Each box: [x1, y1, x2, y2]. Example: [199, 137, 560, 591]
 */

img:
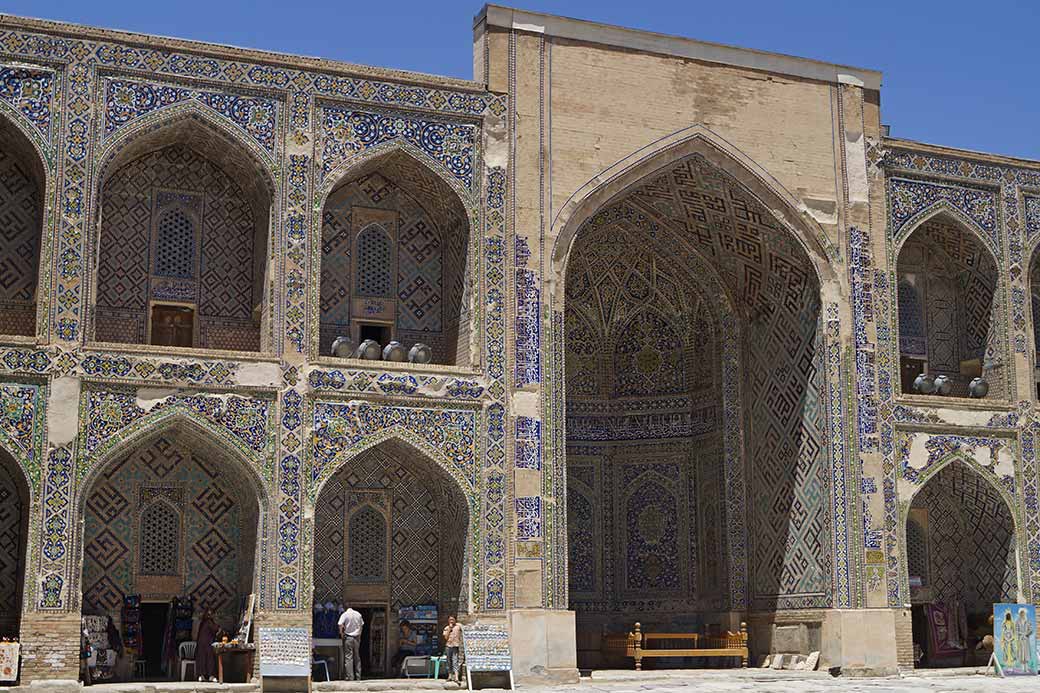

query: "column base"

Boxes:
[507, 608, 579, 683]
[819, 608, 903, 675]
[18, 611, 82, 683]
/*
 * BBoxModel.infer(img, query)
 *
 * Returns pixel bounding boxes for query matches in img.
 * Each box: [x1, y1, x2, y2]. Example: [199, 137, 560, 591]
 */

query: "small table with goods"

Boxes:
[213, 641, 256, 683]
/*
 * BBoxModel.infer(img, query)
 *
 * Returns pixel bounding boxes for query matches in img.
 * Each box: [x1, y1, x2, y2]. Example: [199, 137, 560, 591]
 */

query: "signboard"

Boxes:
[399, 604, 438, 656]
[258, 627, 310, 678]
[0, 642, 19, 682]
[994, 603, 1038, 676]
[462, 625, 512, 672]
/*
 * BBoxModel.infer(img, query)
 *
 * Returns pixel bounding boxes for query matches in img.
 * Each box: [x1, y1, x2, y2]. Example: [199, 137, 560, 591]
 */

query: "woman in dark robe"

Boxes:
[195, 610, 220, 682]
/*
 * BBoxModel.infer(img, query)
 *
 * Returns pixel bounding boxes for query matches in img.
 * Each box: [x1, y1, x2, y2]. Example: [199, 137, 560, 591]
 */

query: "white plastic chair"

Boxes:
[178, 641, 197, 681]
[312, 657, 330, 682]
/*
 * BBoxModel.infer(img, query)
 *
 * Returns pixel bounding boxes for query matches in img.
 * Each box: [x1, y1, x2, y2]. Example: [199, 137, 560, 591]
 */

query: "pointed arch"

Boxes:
[95, 102, 277, 197]
[78, 406, 269, 511]
[894, 209, 1002, 396]
[313, 142, 477, 365]
[89, 105, 275, 352]
[311, 435, 475, 617]
[311, 428, 475, 503]
[550, 124, 839, 300]
[897, 455, 1025, 610]
[0, 109, 50, 339]
[892, 203, 998, 258]
[76, 407, 268, 616]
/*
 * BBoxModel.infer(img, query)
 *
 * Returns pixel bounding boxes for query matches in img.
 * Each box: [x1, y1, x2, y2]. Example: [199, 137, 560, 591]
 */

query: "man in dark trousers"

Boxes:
[337, 606, 364, 680]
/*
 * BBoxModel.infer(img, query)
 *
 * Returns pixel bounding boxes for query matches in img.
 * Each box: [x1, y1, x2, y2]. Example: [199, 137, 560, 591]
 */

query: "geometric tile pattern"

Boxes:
[565, 153, 831, 613]
[82, 435, 254, 621]
[97, 143, 259, 350]
[313, 442, 467, 612]
[315, 148, 472, 363]
[0, 134, 42, 337]
[910, 461, 1017, 614]
[896, 217, 998, 375]
[319, 170, 445, 350]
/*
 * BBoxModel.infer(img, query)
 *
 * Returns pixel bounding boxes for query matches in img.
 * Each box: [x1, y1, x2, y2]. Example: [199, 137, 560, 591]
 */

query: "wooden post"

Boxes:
[633, 622, 642, 671]
[740, 622, 748, 668]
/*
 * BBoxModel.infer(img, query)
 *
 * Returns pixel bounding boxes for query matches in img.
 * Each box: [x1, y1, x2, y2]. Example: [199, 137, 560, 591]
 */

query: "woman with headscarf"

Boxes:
[195, 610, 220, 682]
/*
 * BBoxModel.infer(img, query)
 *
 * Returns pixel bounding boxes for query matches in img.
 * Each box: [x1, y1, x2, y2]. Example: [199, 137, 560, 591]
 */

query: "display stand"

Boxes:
[461, 625, 513, 690]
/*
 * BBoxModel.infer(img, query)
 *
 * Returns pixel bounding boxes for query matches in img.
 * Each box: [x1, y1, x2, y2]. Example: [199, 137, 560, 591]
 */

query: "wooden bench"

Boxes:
[624, 622, 749, 670]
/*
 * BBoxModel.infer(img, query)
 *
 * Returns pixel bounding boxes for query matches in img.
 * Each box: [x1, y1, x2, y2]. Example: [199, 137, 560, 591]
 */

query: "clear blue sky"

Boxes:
[6, 1, 1039, 160]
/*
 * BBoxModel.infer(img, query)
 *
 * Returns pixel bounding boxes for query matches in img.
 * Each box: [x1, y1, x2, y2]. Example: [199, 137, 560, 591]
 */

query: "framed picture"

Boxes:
[993, 603, 1038, 675]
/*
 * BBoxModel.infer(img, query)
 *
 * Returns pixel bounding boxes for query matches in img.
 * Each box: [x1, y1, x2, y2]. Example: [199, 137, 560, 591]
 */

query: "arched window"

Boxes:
[154, 208, 196, 279]
[348, 505, 386, 583]
[355, 224, 393, 298]
[139, 501, 180, 576]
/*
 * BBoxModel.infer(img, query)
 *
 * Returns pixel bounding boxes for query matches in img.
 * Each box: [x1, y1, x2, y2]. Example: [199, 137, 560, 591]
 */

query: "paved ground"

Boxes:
[554, 669, 1038, 693]
[10, 670, 1040, 693]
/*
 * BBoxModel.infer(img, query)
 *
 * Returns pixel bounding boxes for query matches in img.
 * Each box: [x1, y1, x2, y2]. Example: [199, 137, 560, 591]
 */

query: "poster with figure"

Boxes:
[994, 604, 1038, 675]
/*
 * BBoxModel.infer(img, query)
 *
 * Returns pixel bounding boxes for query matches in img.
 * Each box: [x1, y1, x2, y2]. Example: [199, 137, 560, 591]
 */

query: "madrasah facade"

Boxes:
[0, 3, 1035, 682]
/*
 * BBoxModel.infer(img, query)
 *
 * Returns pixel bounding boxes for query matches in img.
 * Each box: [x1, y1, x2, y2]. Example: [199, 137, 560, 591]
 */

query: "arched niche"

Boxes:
[0, 113, 47, 338]
[317, 148, 474, 366]
[0, 447, 30, 639]
[560, 148, 831, 668]
[895, 213, 1000, 397]
[901, 459, 1019, 668]
[91, 111, 275, 353]
[311, 438, 470, 676]
[77, 422, 264, 680]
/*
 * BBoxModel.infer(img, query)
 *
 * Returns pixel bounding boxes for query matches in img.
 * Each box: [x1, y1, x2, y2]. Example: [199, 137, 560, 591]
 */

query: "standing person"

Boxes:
[442, 616, 462, 683]
[195, 609, 220, 683]
[338, 606, 364, 680]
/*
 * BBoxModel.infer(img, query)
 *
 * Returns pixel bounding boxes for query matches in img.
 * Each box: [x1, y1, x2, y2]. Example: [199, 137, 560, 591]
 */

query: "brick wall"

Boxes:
[20, 612, 83, 681]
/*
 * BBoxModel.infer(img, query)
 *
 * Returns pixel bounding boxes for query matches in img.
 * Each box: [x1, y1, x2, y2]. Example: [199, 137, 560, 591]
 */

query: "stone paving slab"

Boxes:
[539, 669, 1039, 693]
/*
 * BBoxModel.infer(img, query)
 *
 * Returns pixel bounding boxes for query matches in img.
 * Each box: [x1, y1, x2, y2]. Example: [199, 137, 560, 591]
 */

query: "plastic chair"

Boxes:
[178, 641, 197, 681]
[133, 659, 147, 680]
[312, 657, 330, 682]
[401, 655, 429, 678]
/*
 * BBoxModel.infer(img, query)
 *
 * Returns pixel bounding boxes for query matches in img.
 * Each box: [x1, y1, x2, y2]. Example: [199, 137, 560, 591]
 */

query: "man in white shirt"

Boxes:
[337, 606, 364, 680]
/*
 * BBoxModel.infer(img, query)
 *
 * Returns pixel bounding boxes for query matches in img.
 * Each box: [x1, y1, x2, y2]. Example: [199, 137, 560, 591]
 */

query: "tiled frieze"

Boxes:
[317, 104, 479, 190]
[0, 66, 56, 144]
[310, 400, 479, 495]
[103, 77, 280, 155]
[0, 381, 46, 487]
[482, 165, 507, 610]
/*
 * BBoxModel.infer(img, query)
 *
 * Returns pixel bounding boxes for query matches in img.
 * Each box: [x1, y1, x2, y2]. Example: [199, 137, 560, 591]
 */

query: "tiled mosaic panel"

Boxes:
[312, 442, 467, 612]
[0, 125, 42, 337]
[96, 144, 260, 350]
[911, 462, 1017, 613]
[565, 444, 727, 615]
[0, 452, 25, 635]
[82, 434, 256, 624]
[577, 153, 829, 609]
